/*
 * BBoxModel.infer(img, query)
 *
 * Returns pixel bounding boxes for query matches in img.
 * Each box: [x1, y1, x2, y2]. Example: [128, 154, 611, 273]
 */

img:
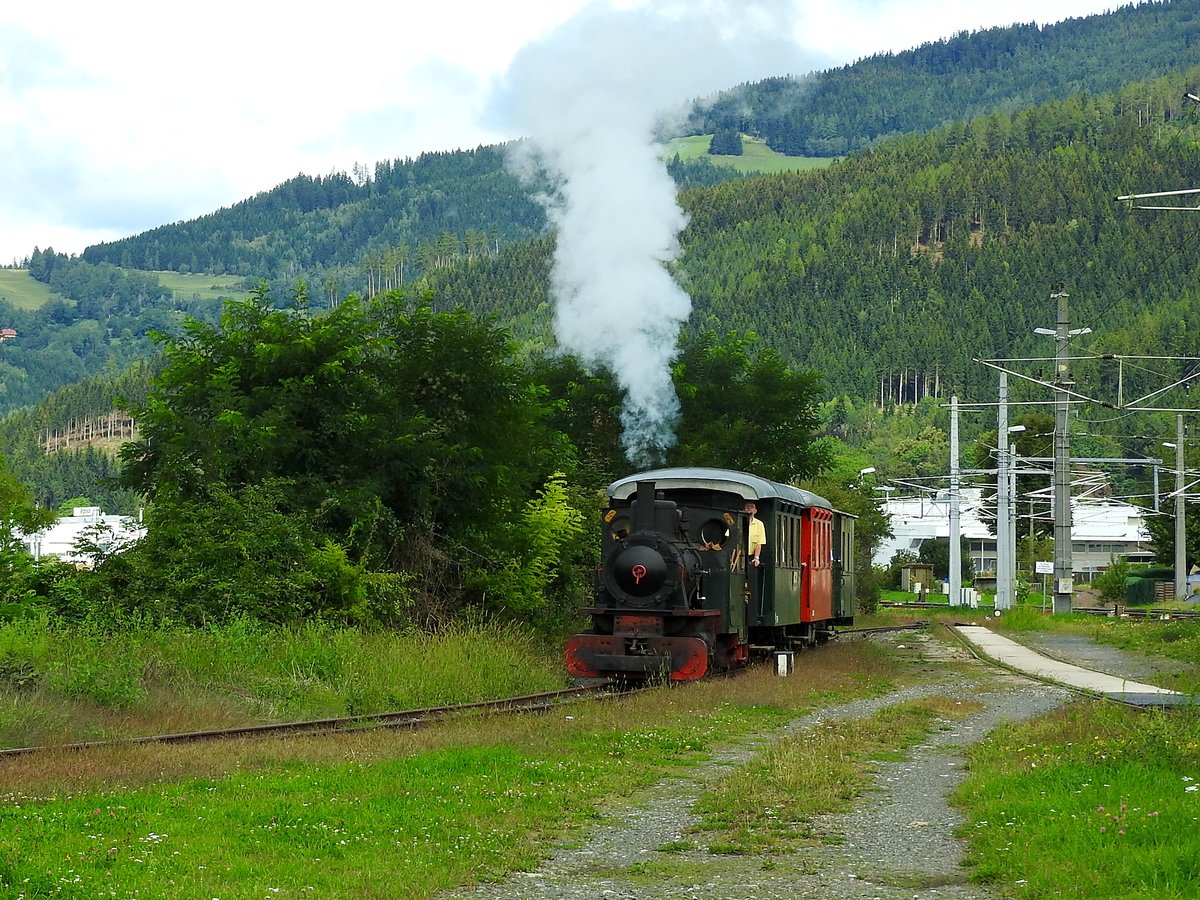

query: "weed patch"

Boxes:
[954, 701, 1200, 898]
[0, 617, 565, 749]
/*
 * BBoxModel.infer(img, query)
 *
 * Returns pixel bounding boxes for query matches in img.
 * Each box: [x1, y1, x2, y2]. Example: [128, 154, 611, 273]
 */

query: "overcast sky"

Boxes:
[1, 0, 1122, 265]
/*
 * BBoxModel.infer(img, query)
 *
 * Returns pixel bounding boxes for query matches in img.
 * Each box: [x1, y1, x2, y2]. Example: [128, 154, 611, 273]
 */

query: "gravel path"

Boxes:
[442, 629, 1162, 899]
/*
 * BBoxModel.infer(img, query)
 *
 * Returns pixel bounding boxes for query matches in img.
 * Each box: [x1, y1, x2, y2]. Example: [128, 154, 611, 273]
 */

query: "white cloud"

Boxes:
[0, 0, 1121, 263]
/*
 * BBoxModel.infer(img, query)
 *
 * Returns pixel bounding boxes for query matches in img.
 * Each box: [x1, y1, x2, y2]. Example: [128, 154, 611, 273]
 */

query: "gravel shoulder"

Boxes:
[442, 630, 1091, 899]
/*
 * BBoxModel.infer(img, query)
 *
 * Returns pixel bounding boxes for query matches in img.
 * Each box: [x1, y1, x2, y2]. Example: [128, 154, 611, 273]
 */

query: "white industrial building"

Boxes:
[18, 507, 145, 568]
[874, 488, 1153, 579]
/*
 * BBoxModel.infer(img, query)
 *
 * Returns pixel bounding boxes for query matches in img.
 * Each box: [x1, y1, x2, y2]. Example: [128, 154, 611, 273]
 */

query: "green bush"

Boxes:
[857, 566, 884, 614]
[474, 473, 586, 623]
[1091, 557, 1129, 602]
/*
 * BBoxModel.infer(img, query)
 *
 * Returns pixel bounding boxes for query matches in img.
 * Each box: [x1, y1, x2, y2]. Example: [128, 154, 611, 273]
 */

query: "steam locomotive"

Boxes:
[566, 467, 856, 681]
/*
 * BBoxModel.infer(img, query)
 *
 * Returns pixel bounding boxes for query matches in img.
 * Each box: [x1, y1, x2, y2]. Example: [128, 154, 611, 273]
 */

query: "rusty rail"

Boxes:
[0, 683, 616, 759]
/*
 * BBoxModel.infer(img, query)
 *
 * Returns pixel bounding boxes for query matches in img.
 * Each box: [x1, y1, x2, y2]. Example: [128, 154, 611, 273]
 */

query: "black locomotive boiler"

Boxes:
[566, 467, 856, 681]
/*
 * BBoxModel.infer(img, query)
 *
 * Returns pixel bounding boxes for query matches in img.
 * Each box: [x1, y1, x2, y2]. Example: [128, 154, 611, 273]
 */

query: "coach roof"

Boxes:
[608, 467, 832, 510]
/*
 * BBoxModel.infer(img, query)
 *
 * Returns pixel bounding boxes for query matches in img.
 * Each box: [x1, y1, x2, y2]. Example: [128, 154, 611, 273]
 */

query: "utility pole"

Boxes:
[996, 374, 1012, 610]
[1009, 433, 1019, 604]
[1033, 289, 1087, 614]
[950, 395, 961, 606]
[1051, 289, 1074, 614]
[1175, 414, 1186, 602]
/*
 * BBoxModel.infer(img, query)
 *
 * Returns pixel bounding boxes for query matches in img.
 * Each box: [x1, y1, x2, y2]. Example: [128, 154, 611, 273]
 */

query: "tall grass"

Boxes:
[0, 615, 565, 749]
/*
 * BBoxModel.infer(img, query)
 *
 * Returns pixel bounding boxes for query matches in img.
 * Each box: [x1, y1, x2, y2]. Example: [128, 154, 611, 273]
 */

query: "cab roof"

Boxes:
[608, 467, 832, 511]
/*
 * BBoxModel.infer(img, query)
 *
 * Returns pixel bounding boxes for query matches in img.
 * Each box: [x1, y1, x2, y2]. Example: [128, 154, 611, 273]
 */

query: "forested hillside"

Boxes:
[8, 5, 1200, 518]
[0, 364, 154, 514]
[429, 70, 1200, 417]
[692, 0, 1200, 156]
[0, 251, 225, 414]
[79, 148, 737, 290]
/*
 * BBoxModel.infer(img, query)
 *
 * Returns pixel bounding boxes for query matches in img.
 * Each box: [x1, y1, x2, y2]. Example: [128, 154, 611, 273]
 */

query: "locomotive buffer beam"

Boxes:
[566, 610, 718, 680]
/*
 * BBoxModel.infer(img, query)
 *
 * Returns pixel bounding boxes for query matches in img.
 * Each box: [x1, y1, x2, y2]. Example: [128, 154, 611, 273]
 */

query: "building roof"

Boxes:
[874, 488, 1150, 566]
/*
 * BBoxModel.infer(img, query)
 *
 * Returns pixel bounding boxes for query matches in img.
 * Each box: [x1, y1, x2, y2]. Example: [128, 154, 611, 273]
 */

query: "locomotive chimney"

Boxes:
[633, 480, 657, 532]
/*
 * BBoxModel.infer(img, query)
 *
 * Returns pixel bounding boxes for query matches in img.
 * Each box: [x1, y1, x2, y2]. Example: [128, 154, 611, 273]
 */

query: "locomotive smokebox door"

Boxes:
[609, 547, 667, 602]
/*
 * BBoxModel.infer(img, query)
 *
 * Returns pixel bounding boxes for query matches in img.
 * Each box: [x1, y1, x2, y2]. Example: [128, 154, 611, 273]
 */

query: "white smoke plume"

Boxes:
[489, 0, 805, 466]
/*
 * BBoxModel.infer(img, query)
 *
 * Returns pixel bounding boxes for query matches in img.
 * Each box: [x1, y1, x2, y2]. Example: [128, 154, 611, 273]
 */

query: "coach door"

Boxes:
[800, 507, 833, 622]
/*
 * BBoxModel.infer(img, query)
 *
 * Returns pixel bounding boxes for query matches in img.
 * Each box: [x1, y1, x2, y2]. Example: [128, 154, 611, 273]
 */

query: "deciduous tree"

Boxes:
[669, 330, 831, 483]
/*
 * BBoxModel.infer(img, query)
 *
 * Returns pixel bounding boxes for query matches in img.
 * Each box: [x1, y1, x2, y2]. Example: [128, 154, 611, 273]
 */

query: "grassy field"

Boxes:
[0, 268, 245, 316]
[148, 270, 247, 304]
[663, 134, 834, 175]
[0, 269, 55, 310]
[0, 631, 909, 899]
[955, 700, 1200, 898]
[3, 611, 1200, 897]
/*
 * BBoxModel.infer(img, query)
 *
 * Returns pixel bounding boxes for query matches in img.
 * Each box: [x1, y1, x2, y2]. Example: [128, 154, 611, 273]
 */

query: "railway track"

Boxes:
[0, 683, 618, 759]
[838, 622, 929, 636]
[1073, 605, 1200, 620]
[881, 600, 1200, 620]
[0, 621, 1033, 761]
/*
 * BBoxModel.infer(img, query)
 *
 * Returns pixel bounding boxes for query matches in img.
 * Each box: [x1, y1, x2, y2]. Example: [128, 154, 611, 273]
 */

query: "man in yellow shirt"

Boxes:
[744, 500, 766, 568]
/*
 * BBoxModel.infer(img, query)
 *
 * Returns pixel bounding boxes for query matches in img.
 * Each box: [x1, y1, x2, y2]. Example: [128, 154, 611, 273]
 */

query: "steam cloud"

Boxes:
[490, 0, 804, 466]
